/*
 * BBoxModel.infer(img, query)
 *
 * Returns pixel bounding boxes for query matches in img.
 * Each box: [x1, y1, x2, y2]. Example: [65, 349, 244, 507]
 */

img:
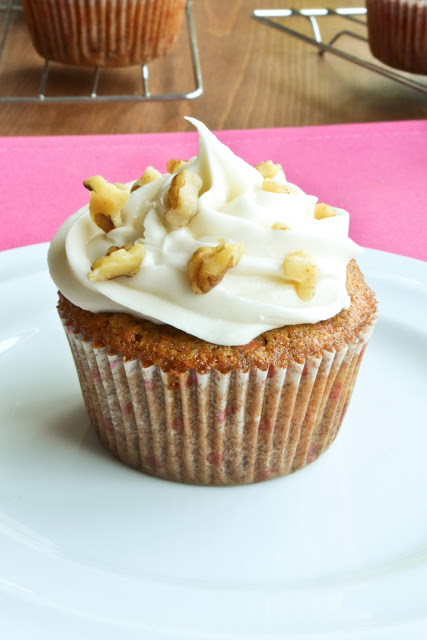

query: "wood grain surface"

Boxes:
[0, 0, 426, 136]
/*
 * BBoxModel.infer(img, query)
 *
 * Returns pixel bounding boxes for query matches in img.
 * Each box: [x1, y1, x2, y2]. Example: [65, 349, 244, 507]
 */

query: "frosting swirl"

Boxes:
[48, 118, 362, 346]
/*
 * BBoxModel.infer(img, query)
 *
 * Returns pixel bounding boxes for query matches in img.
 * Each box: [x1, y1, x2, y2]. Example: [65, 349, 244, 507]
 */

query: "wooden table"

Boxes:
[0, 0, 426, 136]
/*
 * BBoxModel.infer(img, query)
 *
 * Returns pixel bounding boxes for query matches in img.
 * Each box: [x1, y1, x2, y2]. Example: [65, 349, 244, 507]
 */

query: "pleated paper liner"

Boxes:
[63, 319, 375, 485]
[366, 0, 427, 75]
[21, 0, 186, 67]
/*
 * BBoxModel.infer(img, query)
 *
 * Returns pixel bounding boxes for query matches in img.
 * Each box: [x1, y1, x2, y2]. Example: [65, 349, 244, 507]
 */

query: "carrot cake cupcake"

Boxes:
[366, 0, 427, 74]
[48, 119, 377, 485]
[21, 0, 187, 67]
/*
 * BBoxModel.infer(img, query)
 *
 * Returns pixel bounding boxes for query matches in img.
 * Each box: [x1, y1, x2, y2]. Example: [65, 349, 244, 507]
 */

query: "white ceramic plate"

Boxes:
[1, 243, 427, 640]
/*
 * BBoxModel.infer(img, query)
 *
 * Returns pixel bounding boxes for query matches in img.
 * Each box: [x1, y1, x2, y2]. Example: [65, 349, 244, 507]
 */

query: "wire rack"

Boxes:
[252, 7, 427, 96]
[0, 0, 203, 103]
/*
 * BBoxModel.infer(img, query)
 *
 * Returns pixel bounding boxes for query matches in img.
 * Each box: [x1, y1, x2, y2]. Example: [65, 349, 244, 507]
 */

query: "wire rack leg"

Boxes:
[307, 16, 322, 43]
[38, 61, 50, 100]
[142, 64, 150, 97]
[0, 0, 15, 61]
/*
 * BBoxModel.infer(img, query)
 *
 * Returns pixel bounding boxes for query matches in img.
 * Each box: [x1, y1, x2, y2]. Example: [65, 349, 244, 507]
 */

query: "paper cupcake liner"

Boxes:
[366, 0, 427, 75]
[62, 318, 375, 485]
[21, 0, 186, 67]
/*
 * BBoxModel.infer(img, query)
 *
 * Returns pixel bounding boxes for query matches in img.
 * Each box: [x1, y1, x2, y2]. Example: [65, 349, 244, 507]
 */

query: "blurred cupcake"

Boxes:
[21, 0, 187, 67]
[366, 0, 427, 74]
[48, 118, 377, 485]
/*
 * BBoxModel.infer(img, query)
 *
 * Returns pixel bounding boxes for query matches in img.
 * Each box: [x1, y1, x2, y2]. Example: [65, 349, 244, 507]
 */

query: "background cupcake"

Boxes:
[366, 0, 427, 75]
[21, 0, 187, 67]
[48, 119, 377, 485]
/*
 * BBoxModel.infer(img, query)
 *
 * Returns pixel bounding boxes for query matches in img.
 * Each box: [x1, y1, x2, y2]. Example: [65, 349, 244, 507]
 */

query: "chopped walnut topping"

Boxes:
[262, 178, 293, 194]
[106, 245, 120, 255]
[88, 243, 145, 282]
[282, 251, 318, 301]
[272, 222, 290, 231]
[188, 238, 244, 295]
[165, 169, 203, 227]
[83, 176, 130, 233]
[167, 159, 186, 174]
[255, 160, 282, 179]
[314, 203, 336, 220]
[131, 166, 162, 192]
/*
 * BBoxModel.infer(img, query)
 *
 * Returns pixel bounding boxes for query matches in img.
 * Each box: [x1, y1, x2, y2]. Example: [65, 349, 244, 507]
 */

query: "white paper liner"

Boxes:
[62, 319, 375, 485]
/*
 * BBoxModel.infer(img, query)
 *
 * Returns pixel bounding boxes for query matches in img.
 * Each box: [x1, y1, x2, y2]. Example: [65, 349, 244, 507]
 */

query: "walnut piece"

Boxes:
[188, 239, 244, 294]
[167, 159, 186, 174]
[83, 176, 130, 233]
[254, 160, 282, 179]
[165, 169, 203, 227]
[88, 243, 145, 282]
[272, 222, 290, 231]
[262, 178, 293, 194]
[131, 166, 162, 192]
[282, 251, 318, 301]
[106, 245, 120, 255]
[314, 203, 336, 220]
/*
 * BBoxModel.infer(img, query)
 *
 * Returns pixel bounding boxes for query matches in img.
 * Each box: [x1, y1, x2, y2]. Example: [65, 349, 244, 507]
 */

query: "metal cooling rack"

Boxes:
[0, 0, 203, 103]
[252, 8, 427, 96]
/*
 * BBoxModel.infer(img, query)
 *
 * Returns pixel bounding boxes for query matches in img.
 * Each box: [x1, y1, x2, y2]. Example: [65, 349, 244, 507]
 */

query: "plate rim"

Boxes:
[1, 242, 427, 640]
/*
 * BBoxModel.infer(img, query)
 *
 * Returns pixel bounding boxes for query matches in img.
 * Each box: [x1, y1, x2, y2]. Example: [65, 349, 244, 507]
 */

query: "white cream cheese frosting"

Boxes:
[48, 118, 362, 346]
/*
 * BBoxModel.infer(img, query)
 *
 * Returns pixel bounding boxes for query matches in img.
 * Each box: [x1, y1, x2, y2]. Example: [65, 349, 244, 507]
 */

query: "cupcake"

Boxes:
[21, 0, 187, 67]
[366, 0, 427, 74]
[48, 118, 377, 485]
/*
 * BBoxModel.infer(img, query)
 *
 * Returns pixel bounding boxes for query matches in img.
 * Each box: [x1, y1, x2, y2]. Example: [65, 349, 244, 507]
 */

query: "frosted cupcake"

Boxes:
[48, 119, 377, 485]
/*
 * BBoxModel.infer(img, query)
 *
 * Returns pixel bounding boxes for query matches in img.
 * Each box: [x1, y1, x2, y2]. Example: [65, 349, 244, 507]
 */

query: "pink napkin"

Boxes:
[1, 120, 426, 260]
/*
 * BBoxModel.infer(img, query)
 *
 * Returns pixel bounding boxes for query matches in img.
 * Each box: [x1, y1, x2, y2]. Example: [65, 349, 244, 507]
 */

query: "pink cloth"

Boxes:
[1, 120, 426, 260]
